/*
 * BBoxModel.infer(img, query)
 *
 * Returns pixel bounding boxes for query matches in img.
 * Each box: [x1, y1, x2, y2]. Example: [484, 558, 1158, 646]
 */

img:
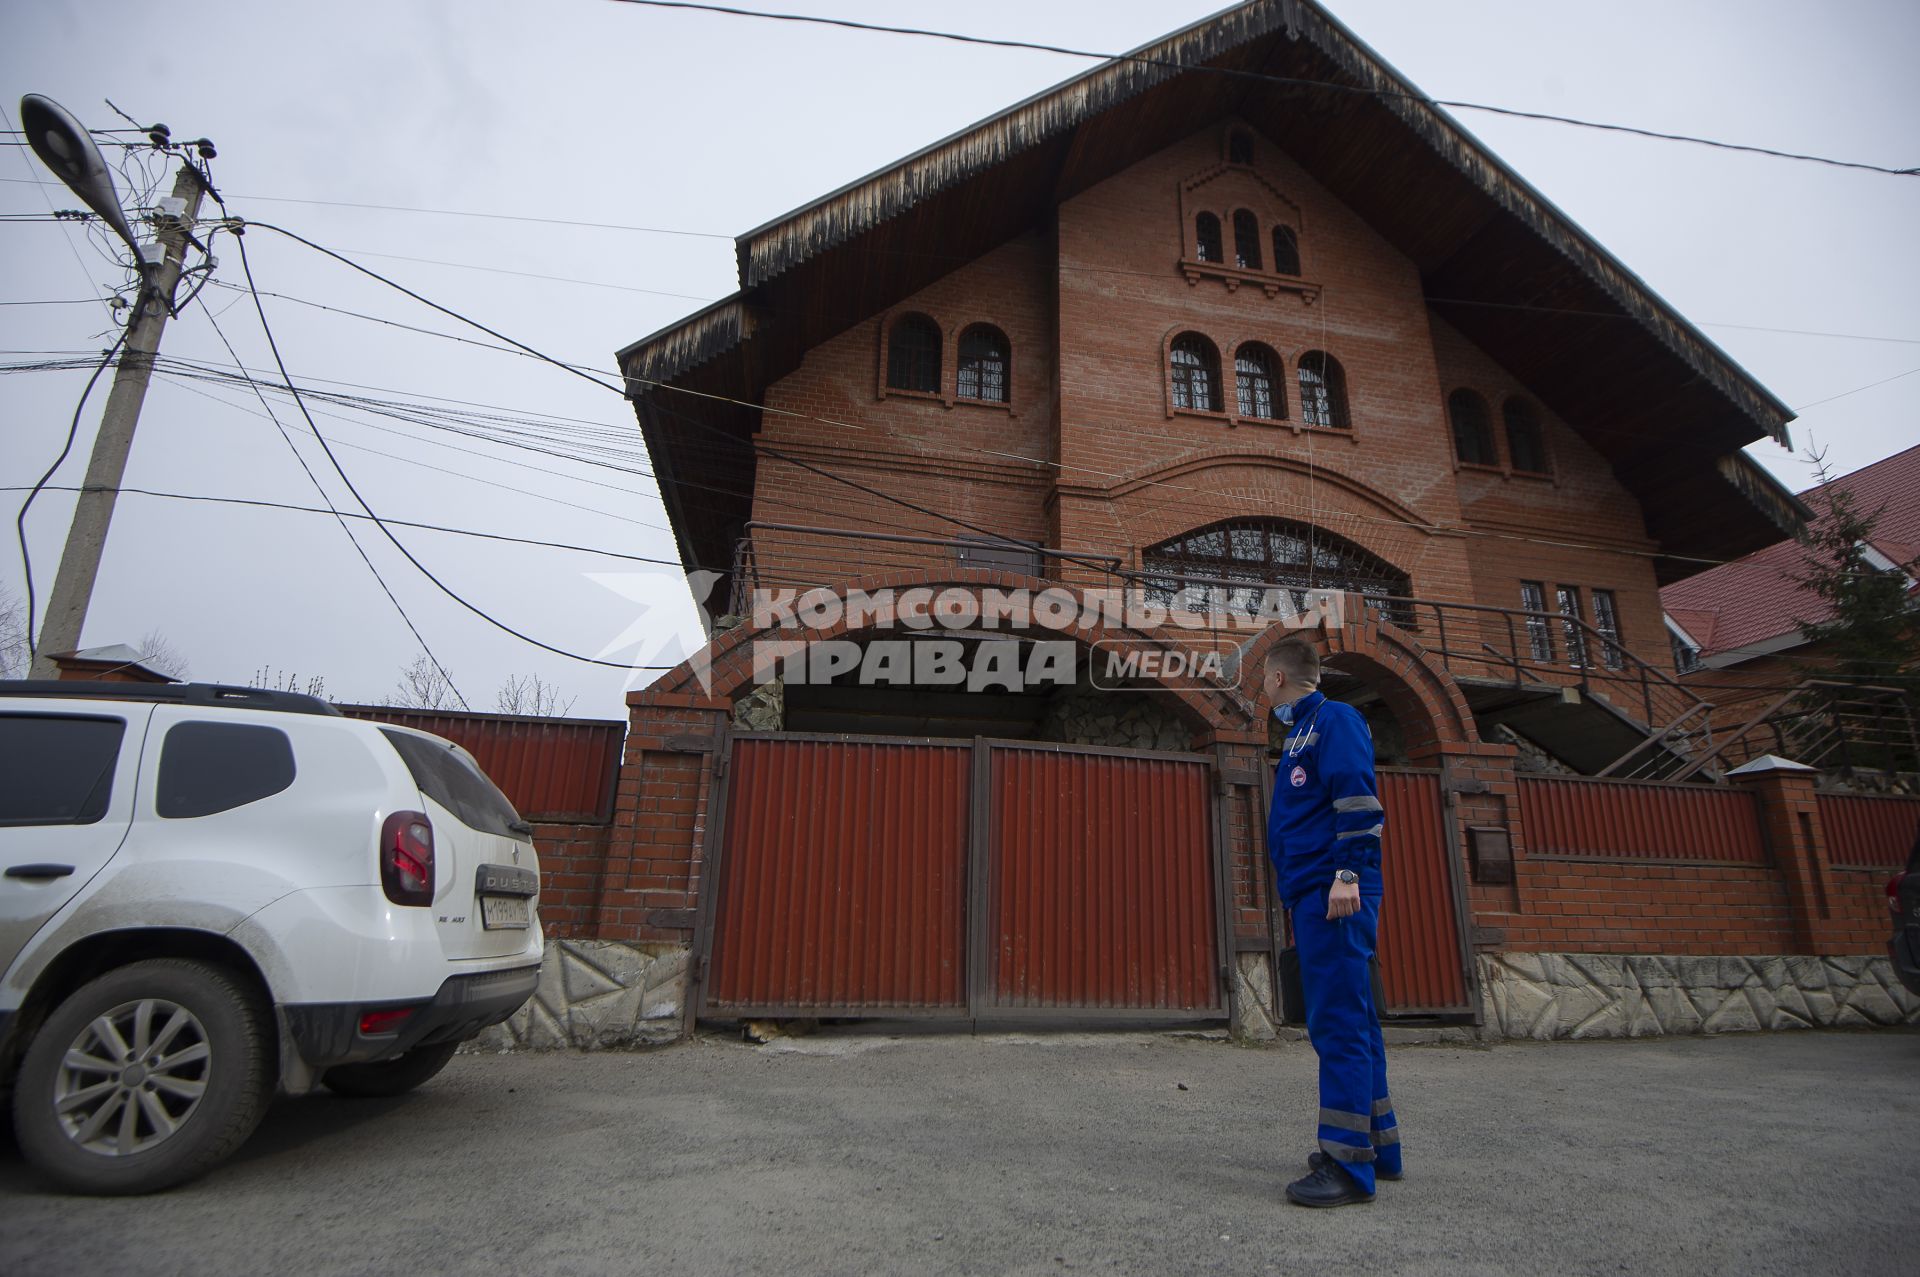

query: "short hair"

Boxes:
[1266, 636, 1321, 685]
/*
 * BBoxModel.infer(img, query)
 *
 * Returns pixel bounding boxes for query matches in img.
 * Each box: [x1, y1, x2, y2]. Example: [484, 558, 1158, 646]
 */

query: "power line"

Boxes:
[1794, 364, 1920, 412]
[228, 224, 664, 672]
[228, 222, 475, 704]
[197, 290, 480, 707]
[14, 329, 131, 665]
[0, 484, 687, 567]
[225, 191, 734, 240]
[606, 1, 1920, 177]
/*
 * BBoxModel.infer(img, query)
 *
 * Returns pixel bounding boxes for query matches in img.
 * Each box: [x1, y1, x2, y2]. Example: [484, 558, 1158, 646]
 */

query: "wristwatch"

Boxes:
[1334, 870, 1359, 885]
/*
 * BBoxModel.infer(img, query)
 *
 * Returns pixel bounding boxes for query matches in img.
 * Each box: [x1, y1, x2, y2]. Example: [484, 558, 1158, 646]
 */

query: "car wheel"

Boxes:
[320, 1040, 460, 1098]
[11, 958, 274, 1195]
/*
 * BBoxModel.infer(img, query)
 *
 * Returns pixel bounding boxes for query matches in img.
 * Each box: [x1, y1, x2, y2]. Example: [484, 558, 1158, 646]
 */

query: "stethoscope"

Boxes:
[1283, 697, 1326, 759]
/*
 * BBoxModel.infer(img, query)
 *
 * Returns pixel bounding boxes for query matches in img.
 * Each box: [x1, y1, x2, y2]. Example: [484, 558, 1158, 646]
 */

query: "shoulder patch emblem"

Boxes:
[1289, 765, 1307, 788]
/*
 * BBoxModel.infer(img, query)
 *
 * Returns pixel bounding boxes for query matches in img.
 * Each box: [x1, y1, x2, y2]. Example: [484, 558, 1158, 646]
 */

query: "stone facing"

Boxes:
[1232, 951, 1279, 1043]
[1478, 953, 1920, 1040]
[468, 940, 690, 1052]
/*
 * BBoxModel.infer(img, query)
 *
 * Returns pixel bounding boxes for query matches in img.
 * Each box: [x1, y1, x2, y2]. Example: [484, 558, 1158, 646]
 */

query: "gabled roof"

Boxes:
[1660, 443, 1920, 661]
[617, 0, 1801, 586]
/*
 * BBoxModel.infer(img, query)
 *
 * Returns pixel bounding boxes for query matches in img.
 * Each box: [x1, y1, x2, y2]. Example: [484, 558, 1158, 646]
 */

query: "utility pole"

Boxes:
[28, 161, 208, 677]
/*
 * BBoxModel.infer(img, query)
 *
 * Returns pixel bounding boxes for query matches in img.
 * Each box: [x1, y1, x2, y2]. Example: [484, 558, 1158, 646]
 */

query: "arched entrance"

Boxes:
[1239, 610, 1481, 1019]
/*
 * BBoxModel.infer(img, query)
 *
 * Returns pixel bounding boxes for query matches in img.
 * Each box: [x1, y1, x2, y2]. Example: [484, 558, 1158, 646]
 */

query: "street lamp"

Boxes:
[18, 94, 147, 265]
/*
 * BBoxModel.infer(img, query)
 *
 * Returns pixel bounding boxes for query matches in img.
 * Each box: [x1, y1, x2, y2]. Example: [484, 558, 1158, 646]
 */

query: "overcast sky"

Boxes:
[2, 0, 1916, 718]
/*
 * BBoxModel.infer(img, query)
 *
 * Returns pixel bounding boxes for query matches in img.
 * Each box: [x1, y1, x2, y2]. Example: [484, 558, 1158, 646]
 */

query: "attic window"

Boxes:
[1194, 212, 1223, 264]
[1232, 210, 1262, 271]
[956, 324, 1009, 403]
[1448, 390, 1497, 466]
[1271, 225, 1301, 276]
[886, 313, 941, 393]
[1228, 129, 1254, 165]
[1504, 398, 1549, 474]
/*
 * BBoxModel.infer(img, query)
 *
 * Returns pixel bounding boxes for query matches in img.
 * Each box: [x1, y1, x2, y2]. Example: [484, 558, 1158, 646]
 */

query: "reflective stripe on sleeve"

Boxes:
[1335, 824, 1385, 841]
[1333, 795, 1384, 814]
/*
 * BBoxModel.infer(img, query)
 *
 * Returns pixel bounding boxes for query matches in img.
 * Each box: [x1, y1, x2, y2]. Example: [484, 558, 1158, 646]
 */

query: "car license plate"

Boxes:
[480, 895, 530, 930]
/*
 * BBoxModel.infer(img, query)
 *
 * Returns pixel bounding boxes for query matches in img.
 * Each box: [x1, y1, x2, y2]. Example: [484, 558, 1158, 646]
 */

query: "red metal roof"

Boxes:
[1661, 443, 1920, 658]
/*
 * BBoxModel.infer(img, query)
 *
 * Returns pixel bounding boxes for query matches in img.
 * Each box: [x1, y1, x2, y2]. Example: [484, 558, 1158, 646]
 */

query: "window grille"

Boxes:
[956, 325, 1009, 402]
[1556, 585, 1588, 669]
[1143, 518, 1411, 623]
[1232, 210, 1262, 270]
[1297, 352, 1349, 428]
[1519, 581, 1554, 662]
[1170, 334, 1220, 412]
[1234, 345, 1280, 419]
[1591, 589, 1625, 670]
[1195, 213, 1223, 264]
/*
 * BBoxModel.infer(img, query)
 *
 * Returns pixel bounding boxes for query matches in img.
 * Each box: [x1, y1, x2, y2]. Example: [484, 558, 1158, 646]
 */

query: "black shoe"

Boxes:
[1309, 1149, 1402, 1182]
[1285, 1158, 1375, 1208]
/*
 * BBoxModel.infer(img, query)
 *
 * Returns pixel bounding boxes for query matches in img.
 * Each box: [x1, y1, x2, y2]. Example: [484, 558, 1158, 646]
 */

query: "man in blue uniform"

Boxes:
[1262, 636, 1400, 1207]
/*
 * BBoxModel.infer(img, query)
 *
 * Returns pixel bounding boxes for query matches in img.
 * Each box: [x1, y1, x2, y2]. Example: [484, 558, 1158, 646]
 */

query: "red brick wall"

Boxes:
[738, 122, 1682, 676]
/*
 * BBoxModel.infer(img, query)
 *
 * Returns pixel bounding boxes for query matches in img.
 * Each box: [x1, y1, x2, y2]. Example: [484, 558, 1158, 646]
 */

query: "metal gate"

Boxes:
[1374, 768, 1475, 1017]
[697, 734, 1226, 1020]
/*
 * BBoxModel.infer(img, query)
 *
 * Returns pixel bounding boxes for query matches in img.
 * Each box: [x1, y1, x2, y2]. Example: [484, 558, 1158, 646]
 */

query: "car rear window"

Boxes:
[0, 714, 125, 826]
[157, 721, 296, 818]
[380, 729, 528, 840]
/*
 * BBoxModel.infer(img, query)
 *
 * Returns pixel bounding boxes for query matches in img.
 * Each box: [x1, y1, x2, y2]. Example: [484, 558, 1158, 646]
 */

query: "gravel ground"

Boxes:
[3, 1025, 1914, 1276]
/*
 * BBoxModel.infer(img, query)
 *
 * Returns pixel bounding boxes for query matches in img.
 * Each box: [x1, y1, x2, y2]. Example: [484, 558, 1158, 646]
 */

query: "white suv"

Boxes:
[0, 681, 543, 1194]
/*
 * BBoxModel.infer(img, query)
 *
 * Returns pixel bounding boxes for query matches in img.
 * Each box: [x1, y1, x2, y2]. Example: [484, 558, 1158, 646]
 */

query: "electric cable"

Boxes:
[197, 292, 474, 709]
[605, 1, 1919, 177]
[228, 221, 665, 671]
[14, 322, 134, 666]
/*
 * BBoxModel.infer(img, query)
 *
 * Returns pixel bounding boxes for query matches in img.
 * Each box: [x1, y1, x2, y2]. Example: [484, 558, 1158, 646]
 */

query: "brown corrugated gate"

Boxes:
[1373, 769, 1474, 1016]
[698, 734, 1227, 1020]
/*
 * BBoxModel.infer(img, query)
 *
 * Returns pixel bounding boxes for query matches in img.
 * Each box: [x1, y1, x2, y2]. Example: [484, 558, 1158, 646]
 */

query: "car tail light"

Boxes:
[1890, 872, 1908, 914]
[359, 1007, 417, 1036]
[380, 810, 435, 906]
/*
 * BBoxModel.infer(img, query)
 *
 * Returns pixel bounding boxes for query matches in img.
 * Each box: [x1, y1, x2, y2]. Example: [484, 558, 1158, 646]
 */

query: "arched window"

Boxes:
[1232, 210, 1262, 271]
[1297, 351, 1349, 429]
[1194, 212, 1223, 264]
[886, 314, 941, 393]
[1233, 343, 1282, 419]
[1227, 129, 1254, 165]
[1143, 517, 1412, 621]
[1169, 333, 1221, 413]
[1448, 389, 1498, 466]
[955, 324, 1010, 403]
[1503, 398, 1548, 474]
[1271, 225, 1301, 276]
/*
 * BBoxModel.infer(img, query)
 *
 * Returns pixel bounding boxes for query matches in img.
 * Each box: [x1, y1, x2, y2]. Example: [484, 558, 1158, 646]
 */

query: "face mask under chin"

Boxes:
[1274, 702, 1294, 725]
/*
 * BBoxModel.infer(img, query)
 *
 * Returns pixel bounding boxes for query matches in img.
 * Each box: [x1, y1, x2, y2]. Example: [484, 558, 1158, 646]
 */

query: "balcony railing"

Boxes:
[721, 522, 1913, 781]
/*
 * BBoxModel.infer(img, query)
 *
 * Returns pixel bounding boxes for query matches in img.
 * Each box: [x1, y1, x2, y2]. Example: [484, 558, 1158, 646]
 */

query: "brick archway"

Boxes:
[647, 568, 1269, 746]
[1237, 598, 1477, 761]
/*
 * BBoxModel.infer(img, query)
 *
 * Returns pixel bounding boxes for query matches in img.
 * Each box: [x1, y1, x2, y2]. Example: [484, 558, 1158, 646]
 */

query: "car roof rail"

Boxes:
[0, 680, 343, 716]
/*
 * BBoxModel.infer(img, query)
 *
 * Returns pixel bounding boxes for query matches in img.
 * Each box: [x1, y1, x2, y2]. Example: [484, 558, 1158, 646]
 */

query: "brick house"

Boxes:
[1660, 443, 1919, 778]
[491, 1, 1918, 1047]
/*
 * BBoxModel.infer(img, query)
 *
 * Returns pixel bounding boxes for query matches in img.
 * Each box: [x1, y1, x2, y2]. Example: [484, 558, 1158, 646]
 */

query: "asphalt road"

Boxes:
[2, 1027, 1914, 1276]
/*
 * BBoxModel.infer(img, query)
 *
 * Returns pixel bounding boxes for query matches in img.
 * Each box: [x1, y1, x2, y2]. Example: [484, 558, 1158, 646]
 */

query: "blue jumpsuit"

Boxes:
[1267, 690, 1400, 1191]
